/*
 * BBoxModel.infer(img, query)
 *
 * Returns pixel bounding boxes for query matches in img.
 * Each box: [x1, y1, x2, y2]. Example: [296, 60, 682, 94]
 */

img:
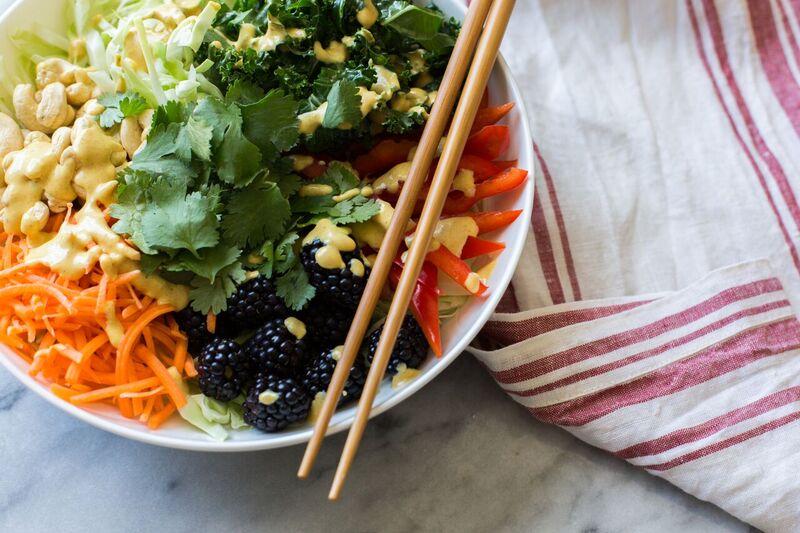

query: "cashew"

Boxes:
[73, 68, 93, 85]
[69, 38, 87, 65]
[51, 127, 72, 159]
[120, 116, 143, 159]
[20, 200, 49, 238]
[36, 83, 70, 131]
[175, 0, 203, 14]
[24, 131, 50, 146]
[14, 84, 52, 133]
[0, 113, 24, 183]
[66, 82, 93, 107]
[152, 3, 186, 26]
[63, 105, 76, 127]
[35, 58, 76, 89]
[138, 108, 154, 136]
[83, 99, 105, 117]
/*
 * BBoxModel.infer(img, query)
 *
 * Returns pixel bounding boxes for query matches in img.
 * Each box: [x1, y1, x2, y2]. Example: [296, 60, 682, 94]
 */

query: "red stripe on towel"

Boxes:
[686, 0, 800, 273]
[532, 187, 565, 305]
[491, 277, 781, 384]
[529, 317, 800, 426]
[642, 410, 800, 471]
[507, 299, 790, 397]
[482, 300, 652, 346]
[534, 142, 582, 301]
[747, 0, 800, 138]
[616, 386, 800, 460]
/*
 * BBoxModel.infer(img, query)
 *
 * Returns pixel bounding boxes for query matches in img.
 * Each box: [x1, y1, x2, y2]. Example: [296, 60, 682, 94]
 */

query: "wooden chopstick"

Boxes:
[327, 0, 518, 500]
[297, 0, 496, 480]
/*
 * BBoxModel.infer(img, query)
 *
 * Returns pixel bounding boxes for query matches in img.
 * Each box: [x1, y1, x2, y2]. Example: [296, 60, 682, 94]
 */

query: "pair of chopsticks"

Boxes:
[298, 0, 517, 499]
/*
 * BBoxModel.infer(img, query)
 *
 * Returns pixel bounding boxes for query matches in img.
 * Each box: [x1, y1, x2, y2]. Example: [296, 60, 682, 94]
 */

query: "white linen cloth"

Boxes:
[471, 0, 800, 531]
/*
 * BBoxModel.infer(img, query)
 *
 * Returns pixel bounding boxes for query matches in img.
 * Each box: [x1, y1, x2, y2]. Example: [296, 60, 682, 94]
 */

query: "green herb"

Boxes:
[112, 94, 301, 314]
[322, 79, 362, 129]
[97, 92, 149, 128]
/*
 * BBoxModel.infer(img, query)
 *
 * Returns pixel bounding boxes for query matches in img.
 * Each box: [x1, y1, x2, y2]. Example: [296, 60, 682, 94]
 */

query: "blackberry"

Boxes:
[302, 346, 366, 404]
[174, 307, 212, 355]
[244, 317, 308, 376]
[300, 240, 370, 308]
[221, 276, 288, 333]
[196, 338, 250, 402]
[300, 297, 355, 348]
[243, 374, 311, 432]
[364, 315, 429, 375]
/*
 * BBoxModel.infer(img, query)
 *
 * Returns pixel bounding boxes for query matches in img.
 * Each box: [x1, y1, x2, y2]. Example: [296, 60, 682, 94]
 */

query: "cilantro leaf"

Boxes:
[129, 124, 196, 181]
[276, 262, 315, 311]
[139, 180, 221, 256]
[291, 162, 361, 213]
[222, 182, 291, 247]
[226, 79, 265, 105]
[216, 120, 262, 187]
[328, 196, 381, 225]
[193, 98, 262, 186]
[273, 172, 302, 197]
[322, 79, 362, 129]
[163, 244, 242, 282]
[97, 92, 149, 128]
[258, 231, 300, 278]
[189, 262, 247, 314]
[110, 169, 157, 254]
[181, 116, 214, 161]
[240, 89, 299, 159]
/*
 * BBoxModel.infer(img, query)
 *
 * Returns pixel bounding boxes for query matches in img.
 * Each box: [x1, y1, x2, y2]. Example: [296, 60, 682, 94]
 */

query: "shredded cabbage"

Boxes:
[168, 367, 248, 441]
[166, 1, 221, 65]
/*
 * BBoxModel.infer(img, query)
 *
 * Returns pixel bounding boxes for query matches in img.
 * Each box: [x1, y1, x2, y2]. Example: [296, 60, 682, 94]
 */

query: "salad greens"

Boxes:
[0, 0, 460, 315]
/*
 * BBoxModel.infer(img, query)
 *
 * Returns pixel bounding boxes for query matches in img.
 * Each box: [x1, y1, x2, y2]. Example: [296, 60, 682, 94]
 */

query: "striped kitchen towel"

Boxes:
[472, 0, 800, 530]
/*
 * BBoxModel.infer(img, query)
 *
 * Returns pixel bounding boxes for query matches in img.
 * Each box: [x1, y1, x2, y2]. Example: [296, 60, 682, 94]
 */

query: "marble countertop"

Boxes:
[1, 356, 752, 532]
[0, 1, 757, 531]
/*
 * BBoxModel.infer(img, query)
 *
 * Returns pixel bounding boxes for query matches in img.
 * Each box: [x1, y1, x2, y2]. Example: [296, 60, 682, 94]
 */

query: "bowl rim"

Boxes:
[0, 0, 535, 452]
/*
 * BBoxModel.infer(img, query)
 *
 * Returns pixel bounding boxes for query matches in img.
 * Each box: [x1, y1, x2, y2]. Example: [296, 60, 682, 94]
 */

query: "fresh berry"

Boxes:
[243, 374, 311, 432]
[302, 346, 366, 404]
[364, 315, 428, 375]
[174, 307, 212, 355]
[300, 240, 370, 308]
[196, 338, 250, 402]
[244, 317, 308, 376]
[300, 297, 355, 348]
[221, 276, 287, 333]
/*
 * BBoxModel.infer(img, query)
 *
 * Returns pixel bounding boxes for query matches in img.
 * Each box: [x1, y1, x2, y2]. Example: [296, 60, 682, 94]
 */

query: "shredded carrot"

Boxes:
[135, 346, 186, 409]
[184, 357, 197, 378]
[69, 376, 161, 404]
[120, 386, 164, 399]
[147, 403, 176, 429]
[206, 312, 216, 334]
[0, 232, 191, 430]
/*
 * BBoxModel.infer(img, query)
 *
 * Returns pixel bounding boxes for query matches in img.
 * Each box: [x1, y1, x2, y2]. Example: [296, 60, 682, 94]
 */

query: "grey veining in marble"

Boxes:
[1, 356, 752, 533]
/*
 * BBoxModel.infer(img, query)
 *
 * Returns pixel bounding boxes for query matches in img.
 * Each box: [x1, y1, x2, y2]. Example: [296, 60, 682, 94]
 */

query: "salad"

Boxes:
[0, 0, 527, 440]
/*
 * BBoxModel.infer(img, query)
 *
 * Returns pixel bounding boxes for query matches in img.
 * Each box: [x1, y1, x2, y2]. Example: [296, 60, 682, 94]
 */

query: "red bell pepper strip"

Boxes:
[493, 159, 518, 171]
[460, 236, 505, 259]
[442, 168, 529, 214]
[389, 261, 442, 356]
[458, 154, 501, 182]
[299, 160, 328, 179]
[471, 102, 515, 133]
[427, 246, 487, 296]
[479, 87, 490, 109]
[468, 210, 523, 233]
[465, 125, 510, 160]
[354, 139, 417, 176]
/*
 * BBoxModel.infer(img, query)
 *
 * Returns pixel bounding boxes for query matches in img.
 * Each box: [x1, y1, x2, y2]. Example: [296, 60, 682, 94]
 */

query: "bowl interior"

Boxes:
[0, 0, 535, 451]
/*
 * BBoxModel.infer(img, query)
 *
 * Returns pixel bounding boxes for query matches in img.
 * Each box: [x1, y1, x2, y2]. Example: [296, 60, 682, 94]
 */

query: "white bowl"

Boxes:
[0, 0, 534, 451]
